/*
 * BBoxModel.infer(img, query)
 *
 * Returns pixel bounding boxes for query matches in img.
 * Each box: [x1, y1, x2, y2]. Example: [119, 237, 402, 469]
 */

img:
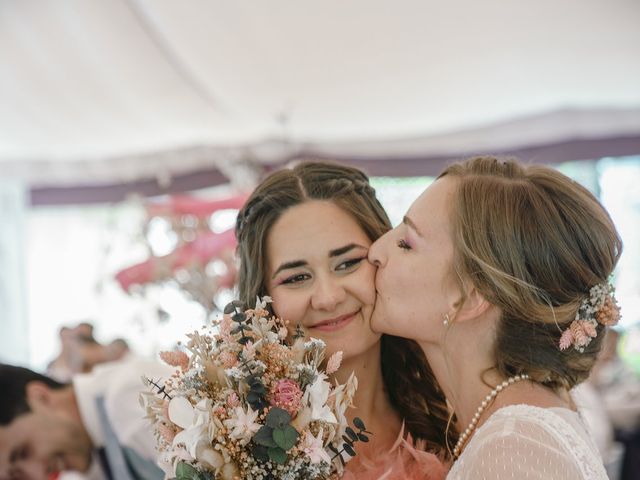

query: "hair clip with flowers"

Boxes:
[559, 281, 621, 353]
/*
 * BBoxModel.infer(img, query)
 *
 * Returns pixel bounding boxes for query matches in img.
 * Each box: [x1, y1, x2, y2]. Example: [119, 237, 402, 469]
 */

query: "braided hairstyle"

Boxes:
[236, 160, 454, 453]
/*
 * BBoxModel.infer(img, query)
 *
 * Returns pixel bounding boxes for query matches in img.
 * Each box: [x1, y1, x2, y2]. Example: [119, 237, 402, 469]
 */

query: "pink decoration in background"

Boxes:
[115, 193, 245, 314]
[145, 194, 248, 218]
[115, 228, 236, 292]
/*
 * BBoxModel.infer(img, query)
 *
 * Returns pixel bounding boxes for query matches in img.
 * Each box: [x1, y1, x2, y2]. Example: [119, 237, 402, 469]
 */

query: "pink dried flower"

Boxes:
[159, 350, 189, 372]
[219, 315, 233, 338]
[571, 321, 591, 348]
[218, 350, 238, 368]
[226, 391, 240, 408]
[270, 378, 303, 417]
[596, 296, 621, 326]
[579, 320, 598, 339]
[559, 328, 574, 351]
[325, 351, 343, 375]
[158, 422, 176, 444]
[561, 282, 621, 353]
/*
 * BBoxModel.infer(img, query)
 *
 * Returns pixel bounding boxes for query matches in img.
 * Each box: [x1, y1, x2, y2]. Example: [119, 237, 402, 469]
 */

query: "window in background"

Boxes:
[598, 156, 640, 329]
[26, 200, 211, 370]
[370, 176, 433, 227]
[28, 202, 160, 370]
[0, 180, 28, 364]
[598, 156, 640, 371]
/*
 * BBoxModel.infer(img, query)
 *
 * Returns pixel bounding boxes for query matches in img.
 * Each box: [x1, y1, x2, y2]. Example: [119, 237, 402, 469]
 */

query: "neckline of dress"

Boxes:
[455, 403, 580, 459]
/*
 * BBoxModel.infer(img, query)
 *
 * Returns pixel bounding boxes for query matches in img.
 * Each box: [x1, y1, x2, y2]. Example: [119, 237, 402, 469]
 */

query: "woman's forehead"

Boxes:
[408, 178, 456, 233]
[267, 202, 370, 265]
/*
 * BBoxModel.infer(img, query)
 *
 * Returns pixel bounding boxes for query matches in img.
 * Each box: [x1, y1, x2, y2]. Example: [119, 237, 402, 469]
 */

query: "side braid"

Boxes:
[381, 336, 456, 451]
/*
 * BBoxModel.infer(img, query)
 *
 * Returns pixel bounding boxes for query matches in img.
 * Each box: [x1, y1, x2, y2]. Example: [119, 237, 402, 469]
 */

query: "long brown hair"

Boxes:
[235, 161, 452, 451]
[440, 156, 622, 390]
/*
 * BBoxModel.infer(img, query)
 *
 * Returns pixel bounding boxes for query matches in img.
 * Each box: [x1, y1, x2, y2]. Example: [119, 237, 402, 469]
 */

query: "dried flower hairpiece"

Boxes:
[559, 282, 621, 352]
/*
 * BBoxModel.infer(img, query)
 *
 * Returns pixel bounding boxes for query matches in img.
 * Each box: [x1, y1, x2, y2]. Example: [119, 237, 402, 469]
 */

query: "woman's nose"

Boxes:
[368, 231, 389, 267]
[311, 276, 346, 311]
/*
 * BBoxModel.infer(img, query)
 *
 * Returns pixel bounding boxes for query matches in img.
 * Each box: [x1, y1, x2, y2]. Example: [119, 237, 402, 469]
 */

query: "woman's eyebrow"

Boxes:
[271, 260, 307, 279]
[403, 215, 423, 237]
[329, 243, 367, 257]
[271, 243, 367, 279]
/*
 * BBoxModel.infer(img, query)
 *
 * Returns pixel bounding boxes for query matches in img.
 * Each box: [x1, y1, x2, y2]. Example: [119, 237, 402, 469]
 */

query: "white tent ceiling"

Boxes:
[1, 0, 639, 193]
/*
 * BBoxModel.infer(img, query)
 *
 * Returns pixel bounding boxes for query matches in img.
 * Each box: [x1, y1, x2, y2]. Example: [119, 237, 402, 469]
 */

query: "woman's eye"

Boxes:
[336, 257, 365, 271]
[397, 239, 411, 250]
[281, 273, 310, 285]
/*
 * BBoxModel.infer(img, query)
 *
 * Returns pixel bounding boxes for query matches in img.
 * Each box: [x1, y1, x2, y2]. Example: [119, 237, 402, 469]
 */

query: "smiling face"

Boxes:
[368, 177, 461, 344]
[0, 403, 92, 480]
[266, 200, 381, 359]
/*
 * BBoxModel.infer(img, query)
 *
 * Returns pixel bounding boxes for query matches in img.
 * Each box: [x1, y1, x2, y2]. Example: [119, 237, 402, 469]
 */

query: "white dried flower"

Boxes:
[223, 405, 261, 446]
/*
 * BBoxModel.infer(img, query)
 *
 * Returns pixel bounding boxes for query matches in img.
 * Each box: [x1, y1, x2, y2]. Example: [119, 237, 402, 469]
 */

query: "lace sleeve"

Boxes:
[447, 407, 608, 480]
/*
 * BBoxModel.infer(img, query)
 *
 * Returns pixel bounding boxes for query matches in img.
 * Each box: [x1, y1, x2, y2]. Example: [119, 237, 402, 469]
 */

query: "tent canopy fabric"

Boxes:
[1, 0, 639, 198]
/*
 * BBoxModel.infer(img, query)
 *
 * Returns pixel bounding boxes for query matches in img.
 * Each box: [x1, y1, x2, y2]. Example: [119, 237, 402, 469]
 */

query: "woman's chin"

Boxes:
[319, 334, 381, 361]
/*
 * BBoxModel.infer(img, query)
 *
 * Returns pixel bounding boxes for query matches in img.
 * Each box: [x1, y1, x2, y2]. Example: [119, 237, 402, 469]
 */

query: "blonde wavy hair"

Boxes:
[440, 156, 622, 390]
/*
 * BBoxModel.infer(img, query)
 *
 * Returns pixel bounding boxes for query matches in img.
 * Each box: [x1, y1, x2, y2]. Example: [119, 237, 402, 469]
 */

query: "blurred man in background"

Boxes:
[0, 356, 171, 480]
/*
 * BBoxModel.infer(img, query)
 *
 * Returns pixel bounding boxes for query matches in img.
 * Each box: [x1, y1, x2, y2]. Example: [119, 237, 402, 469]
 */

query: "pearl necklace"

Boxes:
[452, 373, 530, 458]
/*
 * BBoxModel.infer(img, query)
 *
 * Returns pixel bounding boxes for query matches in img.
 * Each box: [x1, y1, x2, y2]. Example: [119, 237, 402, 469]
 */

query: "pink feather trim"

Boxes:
[342, 424, 449, 480]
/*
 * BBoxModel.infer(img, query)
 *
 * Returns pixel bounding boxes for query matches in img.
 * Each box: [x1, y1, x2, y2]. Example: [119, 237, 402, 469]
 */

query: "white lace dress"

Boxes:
[447, 405, 608, 480]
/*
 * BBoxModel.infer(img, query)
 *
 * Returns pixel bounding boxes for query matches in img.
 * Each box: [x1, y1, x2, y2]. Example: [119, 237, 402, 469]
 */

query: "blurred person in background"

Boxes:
[589, 330, 640, 480]
[0, 356, 171, 480]
[105, 339, 130, 363]
[47, 323, 130, 383]
[572, 376, 622, 479]
[590, 330, 640, 432]
[46, 327, 79, 383]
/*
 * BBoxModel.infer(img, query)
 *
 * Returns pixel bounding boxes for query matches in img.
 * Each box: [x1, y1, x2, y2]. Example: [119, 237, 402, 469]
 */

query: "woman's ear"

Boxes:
[453, 285, 492, 323]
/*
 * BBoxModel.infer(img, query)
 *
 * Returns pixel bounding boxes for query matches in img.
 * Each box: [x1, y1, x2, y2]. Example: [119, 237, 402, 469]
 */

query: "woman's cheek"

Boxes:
[359, 266, 378, 306]
[272, 290, 305, 326]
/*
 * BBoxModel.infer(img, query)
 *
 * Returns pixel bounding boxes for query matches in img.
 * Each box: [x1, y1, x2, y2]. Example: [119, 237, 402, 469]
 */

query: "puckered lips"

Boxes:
[308, 310, 359, 332]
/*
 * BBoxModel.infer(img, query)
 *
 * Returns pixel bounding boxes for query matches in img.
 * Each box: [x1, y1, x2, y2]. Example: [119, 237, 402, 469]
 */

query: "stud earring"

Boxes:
[443, 314, 450, 326]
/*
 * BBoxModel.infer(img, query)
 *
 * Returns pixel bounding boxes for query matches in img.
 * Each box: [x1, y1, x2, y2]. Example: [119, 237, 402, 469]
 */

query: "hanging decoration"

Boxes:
[115, 194, 247, 318]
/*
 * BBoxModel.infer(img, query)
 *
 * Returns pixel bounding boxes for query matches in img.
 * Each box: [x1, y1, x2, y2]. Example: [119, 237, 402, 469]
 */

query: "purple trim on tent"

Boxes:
[310, 135, 640, 177]
[30, 167, 228, 206]
[29, 134, 640, 206]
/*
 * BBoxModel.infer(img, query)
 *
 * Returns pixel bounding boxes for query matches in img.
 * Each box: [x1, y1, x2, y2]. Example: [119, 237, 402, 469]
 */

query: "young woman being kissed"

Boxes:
[235, 161, 452, 479]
